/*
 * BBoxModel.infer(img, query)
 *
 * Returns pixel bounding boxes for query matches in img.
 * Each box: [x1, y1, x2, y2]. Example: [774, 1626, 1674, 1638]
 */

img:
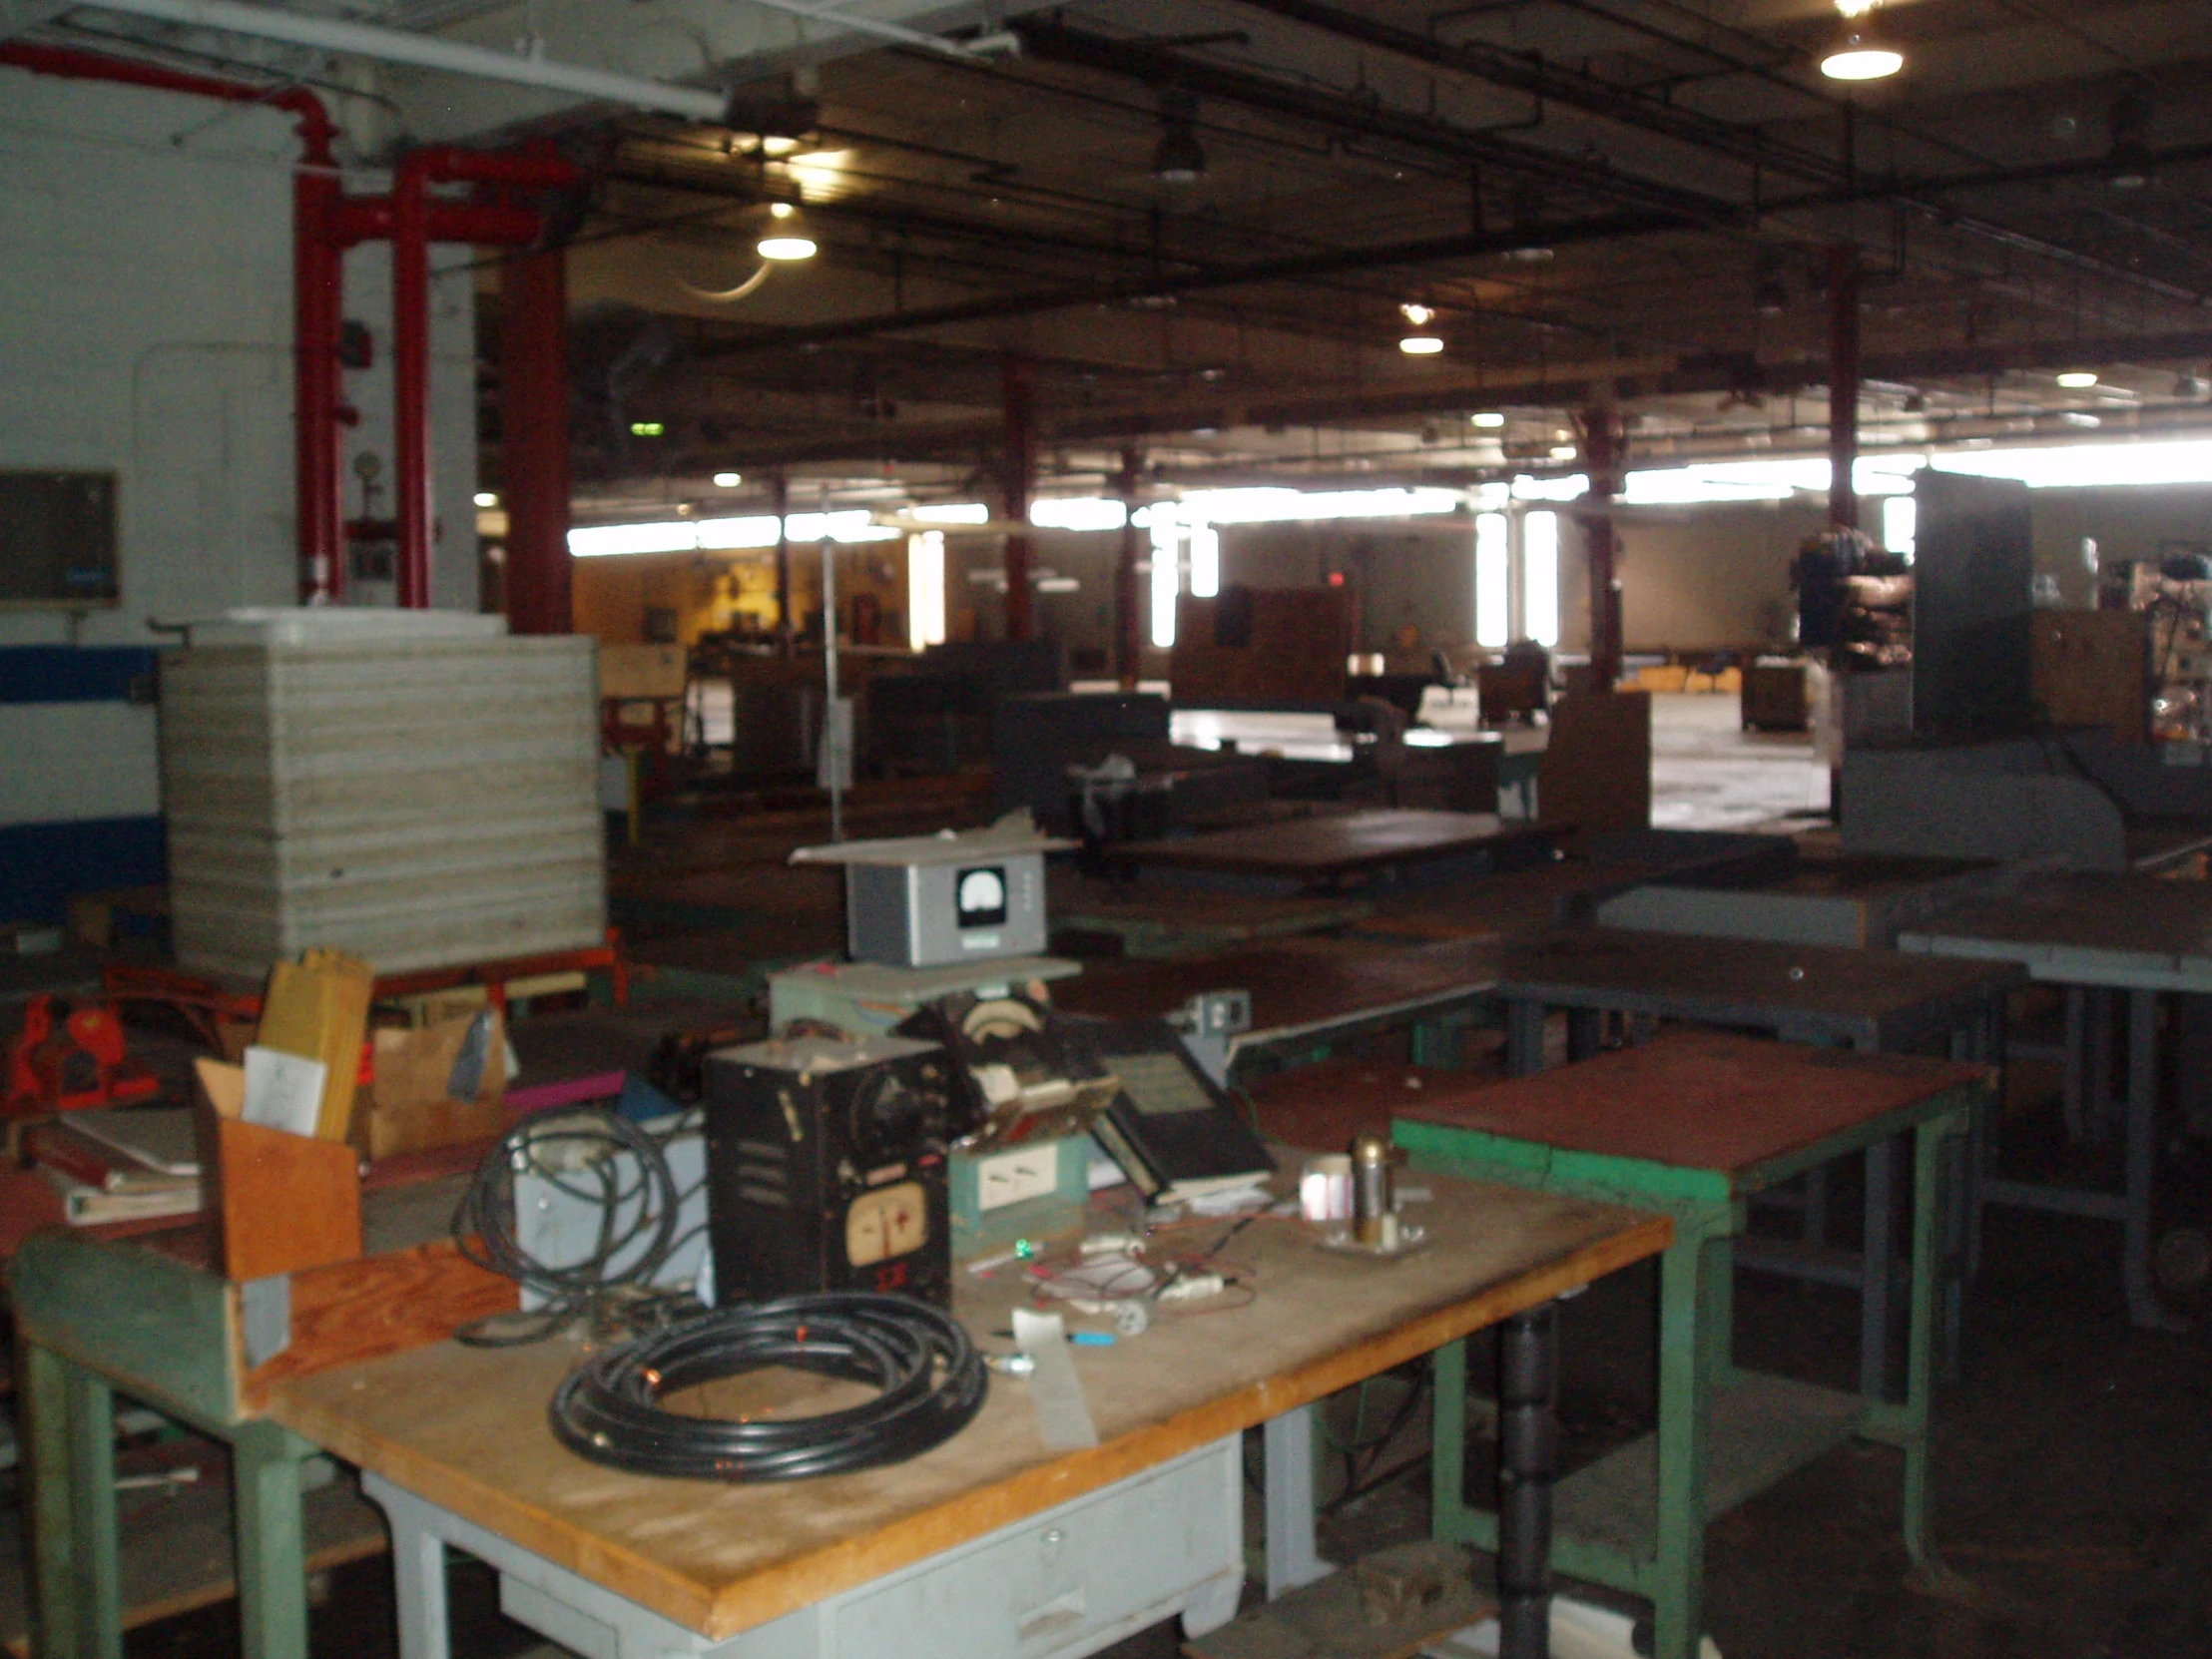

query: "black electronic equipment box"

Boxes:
[703, 1033, 959, 1307]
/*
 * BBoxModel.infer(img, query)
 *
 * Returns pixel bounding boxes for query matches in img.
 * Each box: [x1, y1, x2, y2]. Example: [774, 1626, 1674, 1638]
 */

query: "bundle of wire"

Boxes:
[452, 1107, 700, 1347]
[550, 1292, 987, 1480]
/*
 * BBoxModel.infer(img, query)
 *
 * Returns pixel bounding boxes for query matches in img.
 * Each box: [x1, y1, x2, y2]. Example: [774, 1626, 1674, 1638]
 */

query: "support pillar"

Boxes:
[500, 244, 570, 634]
[1001, 353, 1037, 643]
[1576, 403, 1626, 690]
[1116, 447, 1142, 687]
[772, 470, 793, 644]
[392, 167, 433, 609]
[1829, 244, 1862, 531]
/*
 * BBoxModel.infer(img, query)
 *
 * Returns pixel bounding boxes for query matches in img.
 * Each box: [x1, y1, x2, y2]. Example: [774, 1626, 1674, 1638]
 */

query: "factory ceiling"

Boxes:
[20, 0, 2212, 508]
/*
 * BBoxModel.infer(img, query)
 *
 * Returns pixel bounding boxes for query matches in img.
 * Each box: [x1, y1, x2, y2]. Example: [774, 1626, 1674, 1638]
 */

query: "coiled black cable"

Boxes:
[549, 1293, 988, 1480]
[452, 1107, 701, 1347]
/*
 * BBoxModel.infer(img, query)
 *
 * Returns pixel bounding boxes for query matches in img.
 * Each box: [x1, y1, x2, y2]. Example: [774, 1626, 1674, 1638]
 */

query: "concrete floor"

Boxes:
[1643, 693, 1829, 833]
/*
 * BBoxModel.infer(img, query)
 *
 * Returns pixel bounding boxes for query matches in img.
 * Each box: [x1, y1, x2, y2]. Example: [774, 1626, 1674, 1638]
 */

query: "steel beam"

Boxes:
[1828, 244, 1861, 531]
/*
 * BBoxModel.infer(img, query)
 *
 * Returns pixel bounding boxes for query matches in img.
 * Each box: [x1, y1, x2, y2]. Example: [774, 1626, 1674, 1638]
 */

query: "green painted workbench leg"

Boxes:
[19, 1339, 115, 1659]
[1429, 1337, 1469, 1541]
[232, 1421, 314, 1659]
[1900, 1118, 1950, 1573]
[1652, 1229, 1717, 1659]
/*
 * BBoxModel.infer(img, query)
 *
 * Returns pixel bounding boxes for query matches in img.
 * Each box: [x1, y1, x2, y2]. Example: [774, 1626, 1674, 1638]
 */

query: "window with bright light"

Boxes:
[907, 531, 946, 651]
[1150, 508, 1181, 648]
[1882, 495, 1918, 560]
[1475, 512, 1509, 649]
[1524, 511, 1560, 647]
[1189, 521, 1220, 598]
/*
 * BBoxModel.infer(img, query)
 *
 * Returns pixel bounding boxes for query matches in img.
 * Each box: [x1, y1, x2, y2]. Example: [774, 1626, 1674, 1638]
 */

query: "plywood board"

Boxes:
[1121, 812, 1556, 880]
[267, 1174, 1668, 1642]
[1052, 936, 1502, 1039]
[1394, 1028, 1985, 1186]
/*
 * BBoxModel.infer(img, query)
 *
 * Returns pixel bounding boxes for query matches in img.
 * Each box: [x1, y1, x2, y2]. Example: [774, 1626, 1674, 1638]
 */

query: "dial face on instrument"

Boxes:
[955, 864, 1008, 926]
[845, 1182, 929, 1267]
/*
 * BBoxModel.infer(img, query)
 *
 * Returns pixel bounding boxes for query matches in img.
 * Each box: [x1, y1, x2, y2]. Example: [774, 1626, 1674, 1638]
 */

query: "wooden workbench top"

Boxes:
[1357, 860, 1675, 943]
[265, 1174, 1665, 1642]
[1392, 1030, 1988, 1186]
[1496, 927, 2022, 1015]
[1905, 872, 2212, 962]
[1119, 810, 1557, 879]
[1051, 935, 1502, 1036]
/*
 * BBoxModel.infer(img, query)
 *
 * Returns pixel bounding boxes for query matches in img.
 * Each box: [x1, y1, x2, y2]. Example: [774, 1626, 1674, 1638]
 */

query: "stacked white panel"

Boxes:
[161, 630, 605, 978]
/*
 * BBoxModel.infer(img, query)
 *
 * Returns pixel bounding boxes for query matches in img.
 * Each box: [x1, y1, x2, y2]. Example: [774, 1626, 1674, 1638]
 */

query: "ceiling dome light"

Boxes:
[1400, 301, 1436, 326]
[1153, 89, 1207, 185]
[1820, 28, 1903, 80]
[1399, 334, 1444, 355]
[1472, 411, 1506, 428]
[713, 471, 743, 487]
[757, 201, 817, 261]
[2055, 370, 2100, 389]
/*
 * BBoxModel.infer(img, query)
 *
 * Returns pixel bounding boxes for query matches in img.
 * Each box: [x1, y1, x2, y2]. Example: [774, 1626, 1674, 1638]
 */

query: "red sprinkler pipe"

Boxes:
[0, 44, 345, 602]
[389, 143, 576, 609]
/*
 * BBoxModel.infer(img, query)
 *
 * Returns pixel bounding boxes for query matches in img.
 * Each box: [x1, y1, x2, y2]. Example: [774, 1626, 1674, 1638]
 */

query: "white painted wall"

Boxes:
[0, 69, 479, 646]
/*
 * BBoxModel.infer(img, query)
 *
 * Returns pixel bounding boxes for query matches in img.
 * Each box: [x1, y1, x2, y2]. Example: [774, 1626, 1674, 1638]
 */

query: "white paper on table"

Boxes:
[240, 1045, 327, 1137]
[1011, 1307, 1100, 1449]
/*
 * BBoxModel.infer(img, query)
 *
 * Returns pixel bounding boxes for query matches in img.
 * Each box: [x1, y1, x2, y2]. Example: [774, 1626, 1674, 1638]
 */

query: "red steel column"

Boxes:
[1115, 447, 1142, 687]
[1001, 354, 1037, 643]
[1577, 403, 1627, 690]
[1829, 244, 1862, 531]
[392, 164, 433, 608]
[501, 244, 570, 633]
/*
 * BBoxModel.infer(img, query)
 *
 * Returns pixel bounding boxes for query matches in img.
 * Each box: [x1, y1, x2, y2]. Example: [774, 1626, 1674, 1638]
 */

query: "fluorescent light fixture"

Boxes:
[758, 234, 817, 261]
[1524, 511, 1560, 649]
[1030, 497, 1129, 532]
[1550, 444, 1579, 461]
[1189, 522, 1221, 598]
[1514, 474, 1588, 502]
[570, 512, 898, 558]
[630, 421, 664, 437]
[1475, 512, 1509, 649]
[713, 471, 743, 487]
[1472, 412, 1507, 429]
[1399, 334, 1445, 355]
[2055, 370, 2100, 389]
[473, 491, 498, 507]
[907, 502, 992, 524]
[907, 531, 946, 650]
[1181, 486, 1461, 523]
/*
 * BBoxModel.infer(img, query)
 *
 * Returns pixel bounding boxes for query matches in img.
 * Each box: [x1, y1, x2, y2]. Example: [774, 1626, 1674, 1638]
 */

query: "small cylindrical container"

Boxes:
[1301, 1153, 1354, 1224]
[1352, 1132, 1394, 1247]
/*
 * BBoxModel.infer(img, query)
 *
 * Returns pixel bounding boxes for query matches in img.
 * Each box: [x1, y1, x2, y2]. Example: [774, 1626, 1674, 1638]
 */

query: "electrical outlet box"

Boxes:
[975, 1146, 1058, 1213]
[950, 1132, 1091, 1256]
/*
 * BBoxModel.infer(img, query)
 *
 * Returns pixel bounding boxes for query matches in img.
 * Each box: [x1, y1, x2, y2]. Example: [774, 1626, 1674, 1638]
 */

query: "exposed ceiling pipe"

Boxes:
[77, 0, 733, 121]
[740, 0, 976, 57]
[686, 210, 1691, 360]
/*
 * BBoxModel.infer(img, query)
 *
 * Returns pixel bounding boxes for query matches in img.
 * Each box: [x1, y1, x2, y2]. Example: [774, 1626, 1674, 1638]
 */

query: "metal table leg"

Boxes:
[1859, 1137, 1894, 1401]
[2123, 989, 2183, 1331]
[1565, 1008, 1604, 1065]
[232, 1422, 316, 1659]
[21, 1340, 121, 1659]
[1497, 1304, 1557, 1659]
[1649, 1229, 1719, 1659]
[1506, 999, 1548, 1076]
[1263, 1404, 1332, 1599]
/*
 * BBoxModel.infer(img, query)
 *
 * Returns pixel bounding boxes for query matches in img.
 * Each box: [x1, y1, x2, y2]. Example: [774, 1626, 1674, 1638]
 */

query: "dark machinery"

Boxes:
[703, 1033, 961, 1307]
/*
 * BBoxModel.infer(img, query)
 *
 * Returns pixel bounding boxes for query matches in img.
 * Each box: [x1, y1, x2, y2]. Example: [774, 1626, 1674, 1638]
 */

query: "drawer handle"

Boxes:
[1016, 1588, 1086, 1644]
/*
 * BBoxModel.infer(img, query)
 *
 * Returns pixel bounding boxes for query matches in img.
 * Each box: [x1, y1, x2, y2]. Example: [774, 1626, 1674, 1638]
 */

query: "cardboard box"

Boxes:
[257, 948, 372, 1141]
[195, 1057, 361, 1283]
[357, 1008, 508, 1159]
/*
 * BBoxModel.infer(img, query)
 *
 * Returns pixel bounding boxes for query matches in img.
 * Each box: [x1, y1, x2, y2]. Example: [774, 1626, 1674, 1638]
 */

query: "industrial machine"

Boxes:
[703, 1033, 960, 1307]
[790, 816, 1065, 969]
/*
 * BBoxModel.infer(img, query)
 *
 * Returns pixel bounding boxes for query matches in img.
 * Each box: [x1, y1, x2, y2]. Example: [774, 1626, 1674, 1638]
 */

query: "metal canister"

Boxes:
[1352, 1132, 1394, 1247]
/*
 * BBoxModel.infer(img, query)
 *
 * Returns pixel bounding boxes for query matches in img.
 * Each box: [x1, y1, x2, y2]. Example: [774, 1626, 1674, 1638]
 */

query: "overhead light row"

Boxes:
[1820, 0, 1903, 80]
